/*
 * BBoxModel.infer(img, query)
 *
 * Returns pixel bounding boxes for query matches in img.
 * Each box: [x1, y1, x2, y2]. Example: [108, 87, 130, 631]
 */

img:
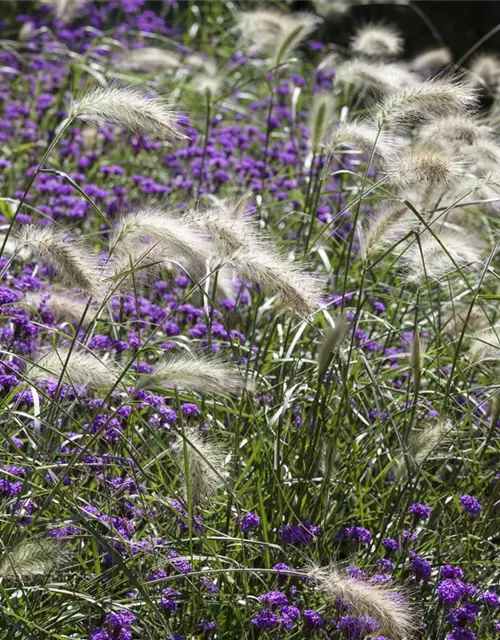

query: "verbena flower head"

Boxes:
[459, 495, 482, 518]
[409, 503, 432, 521]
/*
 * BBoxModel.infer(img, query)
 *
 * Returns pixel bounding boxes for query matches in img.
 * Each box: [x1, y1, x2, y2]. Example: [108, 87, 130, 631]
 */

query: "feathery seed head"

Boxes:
[236, 10, 318, 60]
[191, 73, 222, 97]
[309, 94, 335, 151]
[375, 78, 478, 128]
[312, 0, 351, 20]
[111, 208, 212, 275]
[16, 225, 102, 298]
[335, 60, 415, 94]
[386, 147, 465, 189]
[411, 48, 453, 72]
[0, 538, 67, 580]
[172, 427, 225, 505]
[418, 115, 490, 147]
[350, 24, 403, 58]
[232, 247, 324, 316]
[25, 292, 95, 328]
[311, 565, 416, 640]
[317, 316, 349, 377]
[469, 53, 500, 91]
[469, 328, 500, 363]
[395, 420, 454, 478]
[361, 204, 410, 258]
[41, 0, 87, 22]
[273, 13, 320, 65]
[331, 121, 400, 163]
[138, 353, 250, 395]
[27, 347, 123, 392]
[117, 47, 181, 73]
[401, 231, 482, 283]
[71, 84, 184, 139]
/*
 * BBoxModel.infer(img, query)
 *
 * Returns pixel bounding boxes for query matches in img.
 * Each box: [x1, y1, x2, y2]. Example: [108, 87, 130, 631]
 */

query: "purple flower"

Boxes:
[251, 609, 280, 630]
[258, 591, 288, 607]
[343, 526, 372, 545]
[382, 537, 399, 553]
[459, 495, 482, 518]
[278, 522, 320, 545]
[482, 591, 500, 607]
[303, 609, 324, 629]
[409, 503, 432, 520]
[411, 554, 432, 582]
[441, 565, 464, 580]
[437, 579, 467, 605]
[446, 629, 476, 640]
[236, 512, 261, 533]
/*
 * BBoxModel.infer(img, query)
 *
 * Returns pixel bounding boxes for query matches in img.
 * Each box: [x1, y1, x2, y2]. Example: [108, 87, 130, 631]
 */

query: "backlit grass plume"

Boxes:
[401, 231, 481, 283]
[411, 47, 453, 72]
[27, 346, 123, 392]
[350, 24, 403, 58]
[117, 47, 181, 73]
[232, 247, 323, 316]
[25, 292, 95, 328]
[311, 565, 415, 640]
[309, 94, 335, 152]
[469, 328, 500, 363]
[335, 60, 414, 93]
[41, 0, 87, 22]
[71, 85, 183, 139]
[331, 120, 399, 162]
[111, 208, 212, 275]
[387, 147, 465, 189]
[375, 78, 477, 128]
[190, 199, 323, 315]
[418, 115, 490, 147]
[0, 538, 67, 580]
[469, 53, 500, 92]
[236, 10, 318, 61]
[138, 353, 249, 395]
[172, 427, 225, 505]
[15, 225, 102, 298]
[312, 0, 351, 21]
[396, 420, 454, 478]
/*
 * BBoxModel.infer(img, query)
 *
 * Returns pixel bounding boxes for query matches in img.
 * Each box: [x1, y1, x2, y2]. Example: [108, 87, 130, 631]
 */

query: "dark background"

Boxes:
[4, 0, 500, 60]
[291, 1, 500, 61]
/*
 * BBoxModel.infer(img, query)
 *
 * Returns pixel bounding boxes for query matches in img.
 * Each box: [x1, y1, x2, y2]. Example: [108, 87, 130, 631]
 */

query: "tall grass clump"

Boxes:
[0, 2, 499, 639]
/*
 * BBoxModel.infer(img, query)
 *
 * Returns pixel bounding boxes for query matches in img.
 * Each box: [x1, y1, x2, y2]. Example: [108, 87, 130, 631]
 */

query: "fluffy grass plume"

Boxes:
[469, 53, 500, 91]
[25, 292, 95, 328]
[71, 84, 183, 139]
[172, 427, 225, 505]
[386, 147, 465, 188]
[401, 231, 481, 283]
[317, 316, 349, 378]
[469, 328, 500, 363]
[0, 538, 67, 580]
[111, 208, 212, 274]
[27, 347, 123, 391]
[350, 24, 403, 58]
[236, 10, 318, 60]
[117, 47, 181, 73]
[375, 78, 477, 127]
[411, 47, 453, 71]
[418, 115, 490, 147]
[335, 60, 415, 93]
[138, 353, 249, 395]
[312, 0, 351, 20]
[15, 225, 102, 298]
[360, 203, 410, 259]
[309, 93, 335, 152]
[233, 247, 323, 316]
[311, 565, 415, 640]
[41, 0, 87, 22]
[396, 420, 455, 478]
[331, 120, 399, 162]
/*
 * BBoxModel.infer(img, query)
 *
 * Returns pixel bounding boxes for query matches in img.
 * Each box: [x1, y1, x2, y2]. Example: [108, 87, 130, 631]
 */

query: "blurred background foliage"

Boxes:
[0, 0, 500, 59]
